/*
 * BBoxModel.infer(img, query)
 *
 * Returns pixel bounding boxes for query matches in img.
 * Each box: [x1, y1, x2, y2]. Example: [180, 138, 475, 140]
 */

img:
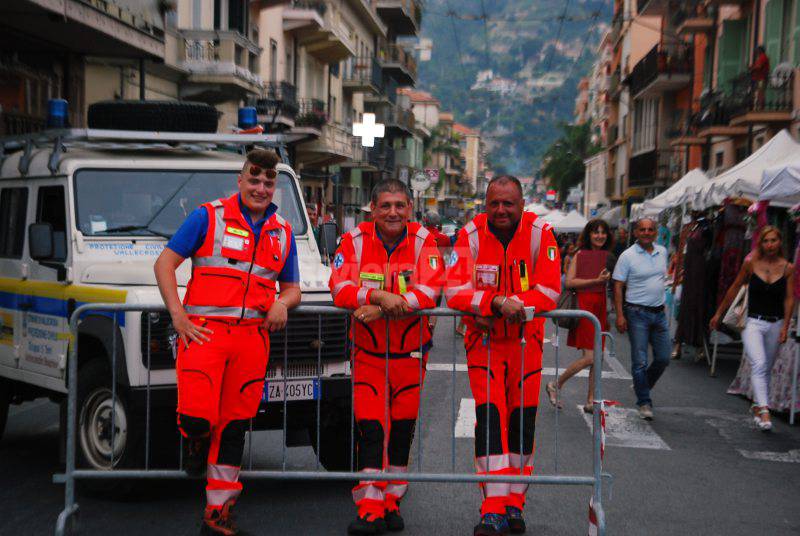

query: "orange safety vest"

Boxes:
[445, 212, 562, 339]
[329, 221, 444, 356]
[183, 193, 292, 321]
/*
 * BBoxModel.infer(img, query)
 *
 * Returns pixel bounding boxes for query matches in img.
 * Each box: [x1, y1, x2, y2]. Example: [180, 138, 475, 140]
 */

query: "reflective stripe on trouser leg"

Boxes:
[507, 452, 535, 510]
[475, 454, 512, 514]
[206, 464, 241, 507]
[353, 468, 387, 517]
[384, 465, 409, 511]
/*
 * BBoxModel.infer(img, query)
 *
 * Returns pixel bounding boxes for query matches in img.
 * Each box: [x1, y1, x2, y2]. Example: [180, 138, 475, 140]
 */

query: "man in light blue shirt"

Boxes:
[613, 218, 670, 420]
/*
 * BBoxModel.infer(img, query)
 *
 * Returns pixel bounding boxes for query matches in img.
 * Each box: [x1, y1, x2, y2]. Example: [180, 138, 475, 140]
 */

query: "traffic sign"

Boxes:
[411, 172, 431, 192]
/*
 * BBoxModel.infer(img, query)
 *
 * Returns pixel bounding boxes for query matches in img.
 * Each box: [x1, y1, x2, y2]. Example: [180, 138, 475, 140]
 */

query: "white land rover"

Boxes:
[0, 119, 354, 474]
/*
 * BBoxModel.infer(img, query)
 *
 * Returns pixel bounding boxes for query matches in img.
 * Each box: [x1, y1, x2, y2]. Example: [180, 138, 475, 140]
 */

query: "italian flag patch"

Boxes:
[429, 255, 439, 269]
[547, 246, 557, 261]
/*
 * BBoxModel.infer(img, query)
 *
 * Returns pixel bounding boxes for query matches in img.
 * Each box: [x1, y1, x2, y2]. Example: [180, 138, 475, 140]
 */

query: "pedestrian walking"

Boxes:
[612, 226, 628, 259]
[154, 149, 301, 535]
[546, 219, 613, 413]
[329, 179, 444, 535]
[612, 218, 670, 421]
[446, 175, 561, 536]
[423, 210, 452, 255]
[710, 226, 795, 431]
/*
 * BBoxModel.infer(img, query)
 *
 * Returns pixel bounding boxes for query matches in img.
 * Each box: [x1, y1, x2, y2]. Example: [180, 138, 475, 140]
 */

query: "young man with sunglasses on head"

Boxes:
[155, 149, 301, 535]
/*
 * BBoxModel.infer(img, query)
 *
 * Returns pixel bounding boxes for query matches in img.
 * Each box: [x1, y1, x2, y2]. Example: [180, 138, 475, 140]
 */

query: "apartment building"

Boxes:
[594, 0, 800, 214]
[0, 0, 171, 134]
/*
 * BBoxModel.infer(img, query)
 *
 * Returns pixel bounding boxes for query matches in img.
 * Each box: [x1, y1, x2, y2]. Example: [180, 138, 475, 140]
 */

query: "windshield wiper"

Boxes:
[100, 225, 172, 239]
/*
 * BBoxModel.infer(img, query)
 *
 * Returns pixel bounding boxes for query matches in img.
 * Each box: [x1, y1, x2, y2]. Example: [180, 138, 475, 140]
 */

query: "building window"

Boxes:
[270, 39, 278, 83]
[0, 187, 28, 258]
[715, 151, 724, 168]
[193, 0, 202, 28]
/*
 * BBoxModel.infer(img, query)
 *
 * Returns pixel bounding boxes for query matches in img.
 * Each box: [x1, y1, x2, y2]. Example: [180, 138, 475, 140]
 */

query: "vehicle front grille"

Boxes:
[140, 310, 350, 371]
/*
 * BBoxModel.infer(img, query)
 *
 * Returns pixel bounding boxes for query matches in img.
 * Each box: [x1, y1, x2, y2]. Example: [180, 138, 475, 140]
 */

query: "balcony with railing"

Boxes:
[377, 43, 417, 86]
[343, 56, 384, 95]
[180, 30, 263, 99]
[376, 0, 422, 36]
[628, 149, 682, 189]
[283, 0, 355, 62]
[726, 70, 795, 126]
[673, 0, 714, 35]
[365, 76, 399, 104]
[369, 103, 415, 135]
[691, 90, 747, 138]
[629, 45, 691, 99]
[293, 99, 328, 132]
[298, 122, 355, 164]
[256, 81, 299, 130]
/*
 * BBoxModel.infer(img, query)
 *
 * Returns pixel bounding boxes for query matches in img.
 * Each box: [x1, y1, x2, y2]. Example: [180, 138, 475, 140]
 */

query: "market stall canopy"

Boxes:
[540, 210, 567, 224]
[553, 210, 588, 233]
[601, 206, 622, 227]
[638, 168, 709, 217]
[524, 203, 550, 216]
[759, 159, 800, 205]
[694, 130, 800, 209]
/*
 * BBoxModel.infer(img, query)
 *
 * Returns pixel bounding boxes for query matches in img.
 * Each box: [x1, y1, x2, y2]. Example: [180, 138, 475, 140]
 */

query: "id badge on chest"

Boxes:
[475, 264, 500, 289]
[360, 272, 385, 290]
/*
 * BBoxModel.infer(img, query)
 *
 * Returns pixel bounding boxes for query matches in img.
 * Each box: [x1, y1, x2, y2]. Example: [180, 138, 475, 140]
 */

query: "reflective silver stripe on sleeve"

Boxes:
[414, 284, 436, 300]
[414, 226, 430, 264]
[529, 220, 545, 268]
[184, 305, 266, 319]
[445, 281, 472, 300]
[534, 283, 560, 302]
[471, 290, 485, 315]
[333, 280, 356, 297]
[357, 287, 370, 306]
[403, 292, 420, 310]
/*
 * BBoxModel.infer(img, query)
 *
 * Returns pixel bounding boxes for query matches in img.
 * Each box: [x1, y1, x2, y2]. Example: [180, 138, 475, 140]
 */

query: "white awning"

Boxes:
[638, 168, 709, 217]
[524, 203, 550, 216]
[759, 159, 800, 206]
[553, 210, 588, 233]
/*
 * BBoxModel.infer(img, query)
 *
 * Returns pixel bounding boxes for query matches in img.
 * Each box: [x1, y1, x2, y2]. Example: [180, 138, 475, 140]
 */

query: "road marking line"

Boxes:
[579, 405, 670, 450]
[426, 363, 627, 379]
[455, 398, 475, 438]
[604, 351, 632, 380]
[738, 449, 800, 463]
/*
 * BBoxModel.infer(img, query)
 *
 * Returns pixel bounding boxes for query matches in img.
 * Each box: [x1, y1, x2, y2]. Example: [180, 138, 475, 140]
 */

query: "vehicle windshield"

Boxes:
[74, 169, 307, 237]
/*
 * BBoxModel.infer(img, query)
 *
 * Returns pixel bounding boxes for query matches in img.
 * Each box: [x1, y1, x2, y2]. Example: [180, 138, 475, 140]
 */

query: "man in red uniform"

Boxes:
[424, 210, 452, 254]
[445, 176, 561, 536]
[154, 149, 301, 535]
[330, 179, 444, 535]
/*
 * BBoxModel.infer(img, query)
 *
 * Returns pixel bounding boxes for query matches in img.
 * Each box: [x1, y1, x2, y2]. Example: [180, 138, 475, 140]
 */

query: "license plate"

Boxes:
[262, 379, 320, 403]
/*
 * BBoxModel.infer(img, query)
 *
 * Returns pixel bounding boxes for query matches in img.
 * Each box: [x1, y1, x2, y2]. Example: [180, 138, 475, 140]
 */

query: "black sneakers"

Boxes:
[505, 506, 526, 534]
[384, 509, 405, 532]
[183, 436, 210, 477]
[348, 513, 388, 535]
[473, 513, 510, 536]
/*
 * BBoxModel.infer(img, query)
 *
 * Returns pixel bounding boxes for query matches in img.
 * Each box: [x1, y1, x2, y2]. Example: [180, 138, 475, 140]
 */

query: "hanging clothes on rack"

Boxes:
[716, 202, 749, 306]
[675, 217, 713, 348]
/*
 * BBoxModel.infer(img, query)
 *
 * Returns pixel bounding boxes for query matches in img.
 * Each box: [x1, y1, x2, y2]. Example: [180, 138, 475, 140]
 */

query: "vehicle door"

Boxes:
[19, 181, 70, 378]
[0, 183, 30, 369]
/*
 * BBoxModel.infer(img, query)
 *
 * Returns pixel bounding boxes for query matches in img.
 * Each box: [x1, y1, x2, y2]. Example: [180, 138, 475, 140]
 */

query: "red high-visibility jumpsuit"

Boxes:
[175, 193, 292, 509]
[330, 222, 444, 518]
[445, 212, 561, 515]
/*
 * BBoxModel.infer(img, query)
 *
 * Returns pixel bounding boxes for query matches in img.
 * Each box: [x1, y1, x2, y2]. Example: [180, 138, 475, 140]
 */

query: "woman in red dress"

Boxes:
[546, 219, 613, 413]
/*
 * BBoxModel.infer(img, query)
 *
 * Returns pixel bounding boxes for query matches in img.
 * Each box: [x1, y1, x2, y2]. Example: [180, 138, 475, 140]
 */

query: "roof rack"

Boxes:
[0, 129, 306, 176]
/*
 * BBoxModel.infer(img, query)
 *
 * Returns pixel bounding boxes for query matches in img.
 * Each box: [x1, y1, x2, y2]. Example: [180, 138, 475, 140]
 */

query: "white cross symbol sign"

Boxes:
[353, 113, 385, 147]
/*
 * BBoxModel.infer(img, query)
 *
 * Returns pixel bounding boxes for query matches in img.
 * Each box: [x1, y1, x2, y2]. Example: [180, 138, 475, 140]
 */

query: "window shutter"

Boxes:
[765, 0, 785, 64]
[718, 20, 747, 93]
[794, 0, 800, 65]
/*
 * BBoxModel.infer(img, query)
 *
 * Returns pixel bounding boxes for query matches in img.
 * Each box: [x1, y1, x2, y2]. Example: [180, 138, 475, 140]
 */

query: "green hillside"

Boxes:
[418, 0, 611, 175]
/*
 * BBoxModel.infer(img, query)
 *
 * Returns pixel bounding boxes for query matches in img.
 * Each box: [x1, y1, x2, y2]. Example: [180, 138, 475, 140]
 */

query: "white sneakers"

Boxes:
[638, 404, 654, 420]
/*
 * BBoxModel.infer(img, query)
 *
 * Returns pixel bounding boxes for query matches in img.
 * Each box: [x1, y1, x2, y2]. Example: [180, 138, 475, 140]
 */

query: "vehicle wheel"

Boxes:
[0, 378, 10, 443]
[309, 402, 358, 472]
[87, 100, 219, 133]
[76, 360, 143, 495]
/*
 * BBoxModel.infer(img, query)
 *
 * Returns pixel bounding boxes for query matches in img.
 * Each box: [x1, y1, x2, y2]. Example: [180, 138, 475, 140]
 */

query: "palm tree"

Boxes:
[541, 122, 599, 200]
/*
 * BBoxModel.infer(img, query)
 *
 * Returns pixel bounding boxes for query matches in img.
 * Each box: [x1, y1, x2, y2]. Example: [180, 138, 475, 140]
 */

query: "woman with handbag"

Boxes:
[710, 226, 795, 431]
[547, 219, 614, 413]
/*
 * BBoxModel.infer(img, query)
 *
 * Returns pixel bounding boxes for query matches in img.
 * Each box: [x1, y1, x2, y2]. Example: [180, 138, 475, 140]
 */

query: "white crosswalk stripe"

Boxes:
[579, 405, 670, 450]
[426, 362, 629, 379]
[455, 398, 476, 438]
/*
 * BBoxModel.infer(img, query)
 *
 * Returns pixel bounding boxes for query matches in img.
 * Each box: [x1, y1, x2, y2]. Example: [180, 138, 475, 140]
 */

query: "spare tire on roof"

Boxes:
[87, 100, 219, 133]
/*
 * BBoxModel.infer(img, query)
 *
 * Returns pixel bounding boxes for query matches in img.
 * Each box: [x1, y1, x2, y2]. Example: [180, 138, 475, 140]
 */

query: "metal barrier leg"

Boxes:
[791, 344, 799, 426]
[591, 316, 606, 536]
[554, 326, 560, 474]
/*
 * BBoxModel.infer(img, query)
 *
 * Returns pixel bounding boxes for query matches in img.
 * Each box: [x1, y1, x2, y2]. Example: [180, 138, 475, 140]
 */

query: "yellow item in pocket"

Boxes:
[519, 260, 530, 291]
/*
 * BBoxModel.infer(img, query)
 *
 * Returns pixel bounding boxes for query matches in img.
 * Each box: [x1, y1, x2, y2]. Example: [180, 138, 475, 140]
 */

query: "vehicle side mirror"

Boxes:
[320, 222, 339, 259]
[29, 223, 54, 261]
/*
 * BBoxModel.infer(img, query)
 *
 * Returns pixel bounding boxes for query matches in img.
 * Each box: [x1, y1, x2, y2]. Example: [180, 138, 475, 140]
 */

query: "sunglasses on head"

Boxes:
[248, 165, 277, 179]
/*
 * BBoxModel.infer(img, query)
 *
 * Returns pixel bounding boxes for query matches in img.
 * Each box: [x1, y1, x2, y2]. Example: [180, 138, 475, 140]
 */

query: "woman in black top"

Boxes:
[711, 226, 795, 431]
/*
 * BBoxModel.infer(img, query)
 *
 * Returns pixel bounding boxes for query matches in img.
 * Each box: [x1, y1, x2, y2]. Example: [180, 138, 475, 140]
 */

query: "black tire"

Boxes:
[75, 359, 143, 495]
[87, 100, 219, 133]
[309, 402, 358, 472]
[0, 378, 10, 443]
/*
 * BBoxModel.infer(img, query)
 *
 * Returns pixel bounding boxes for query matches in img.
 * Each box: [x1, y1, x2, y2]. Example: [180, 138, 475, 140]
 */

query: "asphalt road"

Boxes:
[3, 316, 800, 535]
